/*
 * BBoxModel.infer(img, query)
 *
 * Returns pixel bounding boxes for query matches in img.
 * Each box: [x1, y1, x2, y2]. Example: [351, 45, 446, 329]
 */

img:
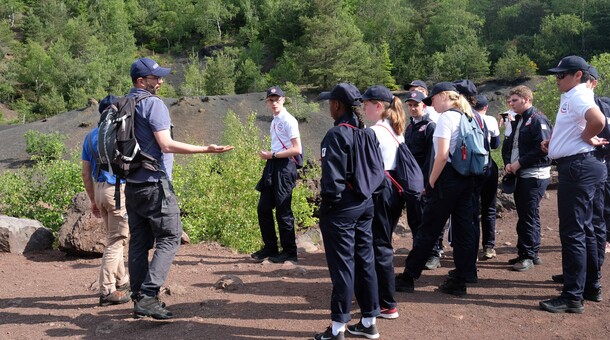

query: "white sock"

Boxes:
[361, 317, 375, 328]
[331, 321, 346, 335]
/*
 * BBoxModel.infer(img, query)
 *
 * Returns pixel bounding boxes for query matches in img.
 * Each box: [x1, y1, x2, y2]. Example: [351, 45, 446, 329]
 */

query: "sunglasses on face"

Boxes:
[555, 72, 571, 80]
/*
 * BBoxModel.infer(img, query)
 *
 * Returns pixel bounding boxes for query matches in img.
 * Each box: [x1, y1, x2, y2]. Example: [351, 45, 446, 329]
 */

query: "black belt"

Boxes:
[126, 181, 159, 188]
[554, 151, 594, 165]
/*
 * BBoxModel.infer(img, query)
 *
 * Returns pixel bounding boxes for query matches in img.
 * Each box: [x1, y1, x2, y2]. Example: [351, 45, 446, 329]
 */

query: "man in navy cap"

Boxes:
[540, 55, 607, 313]
[252, 86, 302, 264]
[406, 80, 439, 122]
[126, 57, 234, 319]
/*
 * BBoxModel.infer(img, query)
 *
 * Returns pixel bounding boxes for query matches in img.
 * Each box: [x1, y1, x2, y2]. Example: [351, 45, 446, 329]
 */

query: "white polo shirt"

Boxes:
[371, 119, 405, 170]
[270, 108, 301, 153]
[433, 110, 462, 162]
[548, 83, 596, 160]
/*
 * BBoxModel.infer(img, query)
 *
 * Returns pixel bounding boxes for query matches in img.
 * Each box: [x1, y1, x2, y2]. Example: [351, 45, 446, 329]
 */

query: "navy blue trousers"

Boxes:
[591, 160, 608, 281]
[319, 193, 380, 323]
[372, 175, 403, 310]
[556, 153, 606, 300]
[514, 176, 549, 259]
[480, 160, 498, 249]
[404, 165, 477, 282]
[256, 159, 297, 256]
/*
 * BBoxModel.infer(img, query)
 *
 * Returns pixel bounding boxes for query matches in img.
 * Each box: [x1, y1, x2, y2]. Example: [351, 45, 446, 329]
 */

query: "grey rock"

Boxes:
[0, 215, 53, 254]
[214, 275, 244, 291]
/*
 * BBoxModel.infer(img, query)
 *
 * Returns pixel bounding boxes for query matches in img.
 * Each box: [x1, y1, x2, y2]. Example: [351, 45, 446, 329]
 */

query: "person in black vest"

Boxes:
[314, 83, 380, 340]
[502, 85, 553, 272]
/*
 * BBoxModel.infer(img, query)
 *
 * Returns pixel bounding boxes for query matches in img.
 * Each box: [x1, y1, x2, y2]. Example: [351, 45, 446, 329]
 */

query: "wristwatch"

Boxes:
[272, 152, 277, 159]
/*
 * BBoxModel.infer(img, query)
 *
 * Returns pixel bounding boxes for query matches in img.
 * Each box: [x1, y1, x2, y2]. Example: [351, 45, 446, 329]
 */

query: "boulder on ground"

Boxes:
[58, 192, 106, 256]
[0, 215, 53, 254]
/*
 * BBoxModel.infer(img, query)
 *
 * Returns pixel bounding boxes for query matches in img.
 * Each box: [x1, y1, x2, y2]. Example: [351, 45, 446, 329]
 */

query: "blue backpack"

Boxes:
[375, 124, 424, 202]
[339, 123, 385, 199]
[448, 109, 489, 176]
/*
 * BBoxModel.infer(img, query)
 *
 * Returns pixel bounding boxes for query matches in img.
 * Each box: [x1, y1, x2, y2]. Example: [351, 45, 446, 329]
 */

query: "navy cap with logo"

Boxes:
[473, 95, 489, 110]
[404, 91, 425, 103]
[130, 57, 171, 78]
[453, 79, 478, 97]
[407, 80, 428, 91]
[318, 82, 362, 106]
[266, 86, 285, 98]
[362, 85, 393, 103]
[422, 82, 458, 106]
[548, 55, 589, 73]
[588, 65, 599, 80]
[99, 94, 118, 114]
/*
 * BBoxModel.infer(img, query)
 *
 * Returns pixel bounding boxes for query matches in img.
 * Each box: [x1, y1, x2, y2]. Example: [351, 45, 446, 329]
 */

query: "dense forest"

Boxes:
[1, 0, 610, 122]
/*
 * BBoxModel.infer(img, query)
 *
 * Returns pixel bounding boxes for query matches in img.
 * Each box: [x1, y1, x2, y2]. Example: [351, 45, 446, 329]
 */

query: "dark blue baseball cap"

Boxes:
[130, 57, 171, 78]
[318, 82, 362, 106]
[588, 65, 599, 80]
[548, 55, 589, 73]
[453, 79, 478, 97]
[99, 94, 118, 114]
[266, 86, 285, 98]
[404, 91, 425, 103]
[407, 80, 428, 91]
[362, 85, 393, 103]
[473, 95, 489, 110]
[422, 82, 458, 106]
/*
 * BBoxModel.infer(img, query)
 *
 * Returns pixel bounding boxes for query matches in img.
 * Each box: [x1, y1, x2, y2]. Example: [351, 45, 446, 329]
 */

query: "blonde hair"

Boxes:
[444, 91, 474, 118]
[372, 97, 406, 135]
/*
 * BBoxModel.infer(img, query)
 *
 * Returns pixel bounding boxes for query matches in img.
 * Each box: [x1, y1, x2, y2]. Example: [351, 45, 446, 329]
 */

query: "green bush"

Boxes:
[282, 82, 319, 122]
[24, 130, 67, 162]
[533, 75, 561, 123]
[494, 46, 538, 82]
[173, 110, 318, 253]
[0, 156, 83, 232]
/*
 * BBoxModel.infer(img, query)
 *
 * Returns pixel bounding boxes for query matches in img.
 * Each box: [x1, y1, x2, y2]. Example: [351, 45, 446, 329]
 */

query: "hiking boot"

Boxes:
[539, 297, 584, 314]
[606, 242, 610, 254]
[116, 282, 130, 294]
[133, 295, 173, 319]
[583, 287, 602, 302]
[448, 269, 478, 283]
[508, 256, 541, 265]
[437, 277, 467, 296]
[347, 320, 380, 339]
[395, 273, 414, 293]
[313, 326, 345, 340]
[482, 247, 496, 259]
[99, 290, 130, 306]
[379, 307, 399, 319]
[268, 252, 298, 263]
[551, 274, 564, 283]
[251, 248, 279, 261]
[424, 256, 441, 270]
[512, 258, 533, 272]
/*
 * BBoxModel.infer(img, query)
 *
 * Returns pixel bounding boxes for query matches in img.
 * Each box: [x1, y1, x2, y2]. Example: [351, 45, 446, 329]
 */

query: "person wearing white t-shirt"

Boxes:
[472, 95, 501, 260]
[252, 86, 302, 264]
[362, 85, 407, 322]
[395, 82, 477, 296]
[540, 56, 607, 314]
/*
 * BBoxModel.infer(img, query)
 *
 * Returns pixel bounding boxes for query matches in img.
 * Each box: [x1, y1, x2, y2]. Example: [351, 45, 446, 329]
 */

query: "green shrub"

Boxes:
[0, 156, 83, 232]
[24, 130, 67, 162]
[173, 110, 318, 253]
[533, 75, 561, 123]
[282, 82, 319, 122]
[494, 46, 538, 82]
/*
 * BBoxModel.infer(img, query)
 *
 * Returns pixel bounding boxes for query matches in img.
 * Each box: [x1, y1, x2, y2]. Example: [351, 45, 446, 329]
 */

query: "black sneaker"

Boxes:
[314, 327, 345, 340]
[437, 277, 467, 296]
[251, 248, 279, 261]
[551, 274, 564, 283]
[508, 256, 541, 265]
[133, 295, 173, 319]
[269, 252, 298, 263]
[448, 269, 478, 283]
[512, 258, 533, 272]
[347, 321, 379, 339]
[583, 287, 603, 302]
[395, 273, 414, 293]
[539, 296, 584, 314]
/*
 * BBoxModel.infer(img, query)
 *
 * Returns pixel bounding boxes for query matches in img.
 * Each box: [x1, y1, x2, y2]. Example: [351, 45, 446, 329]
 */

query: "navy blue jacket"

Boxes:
[502, 106, 552, 169]
[320, 112, 361, 203]
[404, 114, 435, 182]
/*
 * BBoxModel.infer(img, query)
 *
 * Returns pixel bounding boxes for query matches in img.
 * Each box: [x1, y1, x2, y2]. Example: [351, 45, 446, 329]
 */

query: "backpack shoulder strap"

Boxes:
[374, 123, 401, 146]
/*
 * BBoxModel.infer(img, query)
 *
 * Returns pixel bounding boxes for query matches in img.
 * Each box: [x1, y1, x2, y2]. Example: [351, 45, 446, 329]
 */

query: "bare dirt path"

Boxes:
[1, 190, 610, 339]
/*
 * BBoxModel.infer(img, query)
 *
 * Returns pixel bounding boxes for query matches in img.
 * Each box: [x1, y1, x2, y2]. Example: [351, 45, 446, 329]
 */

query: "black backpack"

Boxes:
[338, 123, 385, 199]
[376, 124, 424, 202]
[97, 93, 160, 207]
[595, 96, 610, 156]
